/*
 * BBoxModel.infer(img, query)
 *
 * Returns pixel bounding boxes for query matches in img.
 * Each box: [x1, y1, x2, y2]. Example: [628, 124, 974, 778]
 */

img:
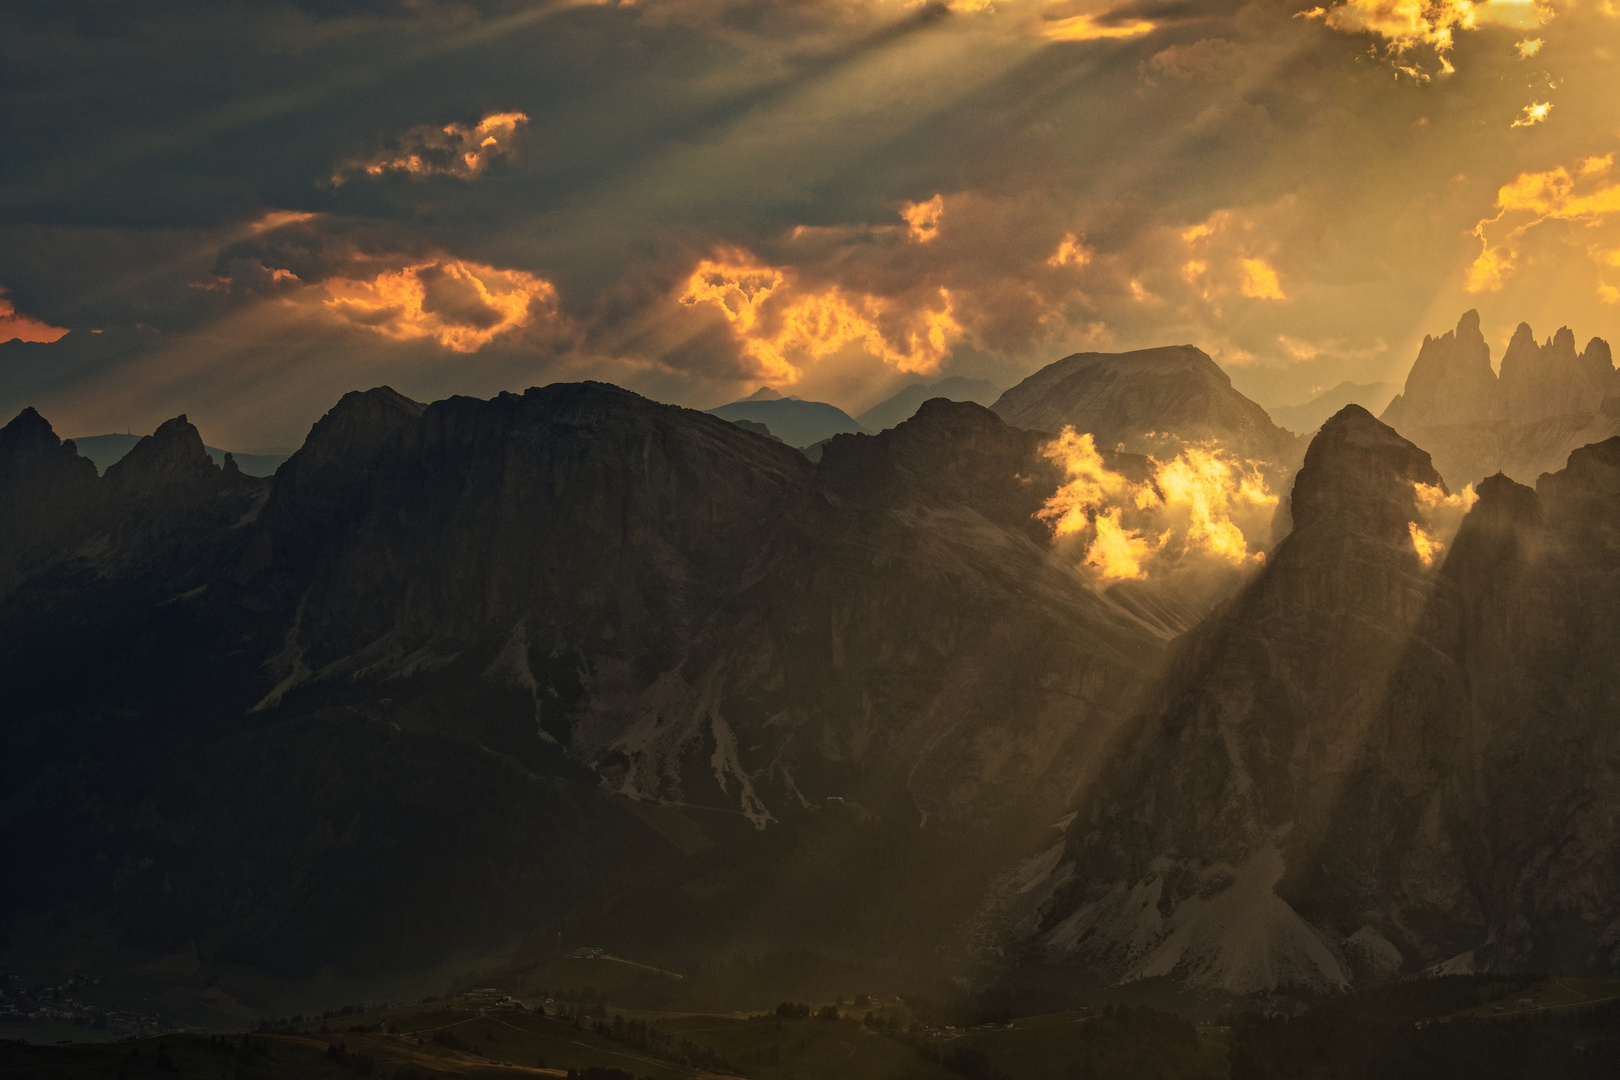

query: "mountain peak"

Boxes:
[1290, 405, 1442, 535]
[744, 385, 783, 401]
[1380, 309, 1498, 431]
[103, 414, 220, 499]
[1499, 320, 1616, 425]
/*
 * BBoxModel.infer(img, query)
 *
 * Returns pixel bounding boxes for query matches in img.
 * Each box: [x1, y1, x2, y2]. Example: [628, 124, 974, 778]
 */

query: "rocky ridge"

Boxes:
[1022, 404, 1620, 997]
[1380, 310, 1620, 489]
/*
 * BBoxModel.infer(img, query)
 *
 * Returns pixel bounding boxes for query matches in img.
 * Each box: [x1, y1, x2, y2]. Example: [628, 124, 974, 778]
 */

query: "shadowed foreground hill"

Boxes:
[0, 383, 1166, 1004]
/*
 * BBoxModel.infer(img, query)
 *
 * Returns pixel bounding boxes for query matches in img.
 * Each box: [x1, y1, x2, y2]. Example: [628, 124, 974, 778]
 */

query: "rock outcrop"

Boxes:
[1498, 323, 1616, 425]
[1028, 407, 1446, 997]
[0, 383, 1169, 984]
[1380, 309, 1501, 430]
[1028, 407, 1620, 995]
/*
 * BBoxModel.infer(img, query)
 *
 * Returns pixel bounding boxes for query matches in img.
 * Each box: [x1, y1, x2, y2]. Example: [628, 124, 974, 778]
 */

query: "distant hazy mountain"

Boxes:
[70, 431, 290, 477]
[1268, 381, 1398, 435]
[856, 376, 1001, 432]
[727, 417, 782, 442]
[992, 344, 1304, 470]
[706, 396, 867, 447]
[1378, 310, 1620, 489]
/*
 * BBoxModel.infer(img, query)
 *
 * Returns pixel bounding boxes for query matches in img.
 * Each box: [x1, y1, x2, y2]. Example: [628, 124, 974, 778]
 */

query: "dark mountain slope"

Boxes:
[0, 382, 1165, 996]
[0, 407, 98, 598]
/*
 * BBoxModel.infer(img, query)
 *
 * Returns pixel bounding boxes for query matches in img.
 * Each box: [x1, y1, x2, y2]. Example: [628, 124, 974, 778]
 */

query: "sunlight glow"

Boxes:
[680, 251, 962, 380]
[0, 288, 69, 344]
[1037, 427, 1278, 583]
[323, 259, 556, 351]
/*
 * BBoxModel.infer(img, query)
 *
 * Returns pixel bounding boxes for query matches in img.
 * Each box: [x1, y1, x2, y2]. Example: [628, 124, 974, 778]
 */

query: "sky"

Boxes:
[3, 0, 1620, 450]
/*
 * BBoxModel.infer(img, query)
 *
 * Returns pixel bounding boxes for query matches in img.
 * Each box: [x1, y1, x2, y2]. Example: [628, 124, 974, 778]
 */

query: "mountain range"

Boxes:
[1379, 309, 1620, 490]
[6, 328, 1620, 1025]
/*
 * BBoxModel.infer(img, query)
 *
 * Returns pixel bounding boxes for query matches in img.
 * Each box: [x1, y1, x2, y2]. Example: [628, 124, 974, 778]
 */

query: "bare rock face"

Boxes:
[246, 384, 1164, 827]
[1, 382, 1177, 983]
[1029, 407, 1620, 995]
[991, 345, 1302, 469]
[1498, 324, 1616, 425]
[0, 407, 98, 598]
[1029, 406, 1446, 997]
[1380, 309, 1501, 429]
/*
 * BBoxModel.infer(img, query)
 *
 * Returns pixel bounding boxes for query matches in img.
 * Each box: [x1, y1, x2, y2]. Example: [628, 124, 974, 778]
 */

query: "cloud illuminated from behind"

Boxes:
[0, 288, 69, 345]
[332, 112, 529, 184]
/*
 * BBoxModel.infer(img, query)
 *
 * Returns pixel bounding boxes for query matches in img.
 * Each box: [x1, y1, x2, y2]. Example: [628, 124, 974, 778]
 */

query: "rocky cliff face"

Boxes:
[1380, 309, 1501, 430]
[1498, 323, 1616, 425]
[1025, 407, 1446, 997]
[0, 382, 1169, 984]
[238, 384, 1163, 828]
[1025, 406, 1620, 996]
[991, 345, 1302, 470]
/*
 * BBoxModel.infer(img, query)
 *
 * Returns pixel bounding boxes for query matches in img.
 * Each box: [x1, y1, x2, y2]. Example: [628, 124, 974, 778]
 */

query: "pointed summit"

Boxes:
[744, 385, 783, 401]
[1498, 321, 1616, 424]
[103, 414, 219, 499]
[1380, 309, 1499, 431]
[1291, 404, 1444, 536]
[0, 407, 99, 597]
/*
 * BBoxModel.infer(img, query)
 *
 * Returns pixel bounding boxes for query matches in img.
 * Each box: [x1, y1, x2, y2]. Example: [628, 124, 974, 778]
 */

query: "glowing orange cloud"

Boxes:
[680, 250, 962, 380]
[1468, 154, 1620, 295]
[1407, 481, 1477, 567]
[1299, 0, 1551, 76]
[323, 259, 557, 352]
[333, 112, 529, 184]
[1179, 211, 1286, 306]
[1037, 427, 1278, 583]
[902, 195, 944, 243]
[1048, 233, 1091, 268]
[1510, 101, 1551, 128]
[0, 288, 69, 344]
[1040, 11, 1155, 40]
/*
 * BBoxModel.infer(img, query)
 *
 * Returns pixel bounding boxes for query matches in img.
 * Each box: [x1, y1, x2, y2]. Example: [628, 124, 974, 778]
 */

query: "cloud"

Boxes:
[1511, 101, 1552, 127]
[332, 111, 529, 184]
[323, 259, 560, 352]
[1468, 153, 1620, 295]
[679, 249, 961, 379]
[1299, 0, 1553, 77]
[1179, 211, 1287, 308]
[901, 195, 944, 242]
[1037, 427, 1279, 583]
[1039, 10, 1156, 40]
[0, 288, 70, 345]
[1408, 480, 1477, 566]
